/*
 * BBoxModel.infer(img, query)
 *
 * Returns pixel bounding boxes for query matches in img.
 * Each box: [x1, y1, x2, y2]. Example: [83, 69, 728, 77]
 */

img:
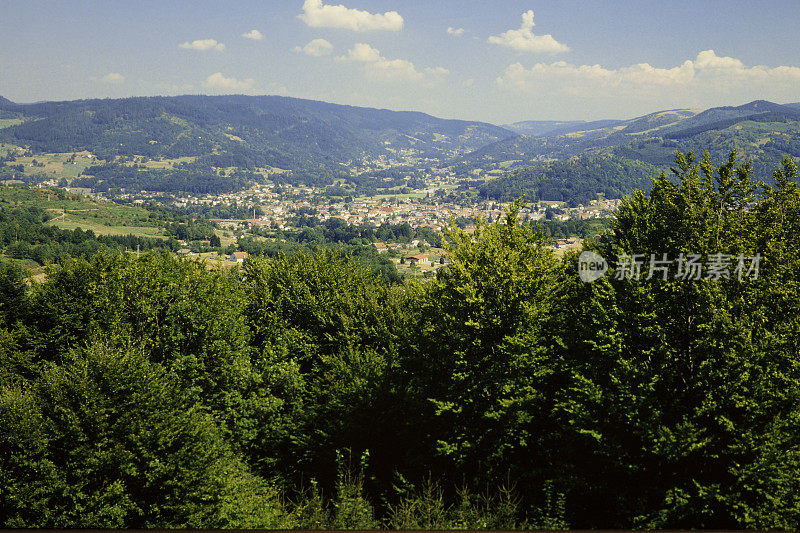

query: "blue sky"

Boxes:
[1, 0, 799, 123]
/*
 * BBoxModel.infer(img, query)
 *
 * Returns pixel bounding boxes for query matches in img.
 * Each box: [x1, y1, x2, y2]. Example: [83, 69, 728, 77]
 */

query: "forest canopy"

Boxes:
[2, 151, 800, 529]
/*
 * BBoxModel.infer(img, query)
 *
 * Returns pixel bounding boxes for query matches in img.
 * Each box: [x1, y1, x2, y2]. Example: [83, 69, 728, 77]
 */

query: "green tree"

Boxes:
[243, 250, 405, 493]
[0, 342, 285, 528]
[407, 201, 563, 493]
[549, 152, 800, 528]
[0, 261, 27, 325]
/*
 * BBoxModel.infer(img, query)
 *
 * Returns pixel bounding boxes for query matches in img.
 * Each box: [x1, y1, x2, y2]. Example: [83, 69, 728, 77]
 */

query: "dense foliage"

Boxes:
[235, 237, 401, 284]
[281, 214, 443, 247]
[2, 151, 800, 528]
[73, 162, 263, 195]
[0, 204, 176, 263]
[480, 156, 657, 205]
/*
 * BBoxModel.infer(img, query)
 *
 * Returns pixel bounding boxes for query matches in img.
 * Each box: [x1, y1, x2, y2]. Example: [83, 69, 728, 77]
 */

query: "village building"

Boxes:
[407, 253, 429, 266]
[230, 251, 248, 263]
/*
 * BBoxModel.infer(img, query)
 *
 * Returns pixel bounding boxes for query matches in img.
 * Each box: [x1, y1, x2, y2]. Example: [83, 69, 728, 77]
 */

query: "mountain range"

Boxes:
[1, 94, 799, 200]
[0, 95, 512, 171]
[471, 100, 800, 176]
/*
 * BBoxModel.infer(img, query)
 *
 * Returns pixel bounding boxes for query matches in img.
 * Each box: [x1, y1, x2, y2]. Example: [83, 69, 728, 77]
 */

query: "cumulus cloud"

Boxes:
[495, 49, 800, 114]
[447, 27, 465, 36]
[242, 29, 264, 40]
[299, 0, 403, 31]
[179, 39, 225, 51]
[99, 72, 125, 84]
[203, 72, 255, 91]
[693, 49, 746, 71]
[336, 42, 382, 63]
[425, 66, 450, 77]
[498, 59, 695, 92]
[488, 10, 569, 54]
[294, 38, 334, 56]
[498, 50, 800, 92]
[336, 43, 447, 83]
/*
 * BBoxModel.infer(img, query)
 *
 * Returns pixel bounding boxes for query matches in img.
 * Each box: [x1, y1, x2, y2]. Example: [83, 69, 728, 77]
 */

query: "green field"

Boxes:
[0, 143, 23, 158]
[0, 185, 97, 210]
[46, 203, 167, 239]
[3, 150, 101, 180]
[137, 156, 197, 169]
[0, 185, 167, 239]
[47, 214, 166, 238]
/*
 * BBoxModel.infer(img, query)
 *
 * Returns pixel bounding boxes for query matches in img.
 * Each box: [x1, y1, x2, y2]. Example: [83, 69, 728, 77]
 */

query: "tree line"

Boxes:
[73, 162, 263, 195]
[0, 204, 176, 264]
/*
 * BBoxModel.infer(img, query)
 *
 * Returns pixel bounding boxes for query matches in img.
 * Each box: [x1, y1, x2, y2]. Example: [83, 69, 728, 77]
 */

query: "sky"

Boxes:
[1, 0, 800, 124]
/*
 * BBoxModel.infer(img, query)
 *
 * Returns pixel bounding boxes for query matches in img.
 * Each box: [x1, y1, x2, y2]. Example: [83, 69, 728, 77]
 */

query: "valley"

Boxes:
[2, 95, 798, 235]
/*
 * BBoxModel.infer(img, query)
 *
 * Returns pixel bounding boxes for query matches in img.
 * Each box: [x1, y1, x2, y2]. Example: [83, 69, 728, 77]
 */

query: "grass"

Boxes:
[0, 143, 24, 158]
[0, 185, 97, 211]
[726, 120, 794, 135]
[0, 185, 168, 239]
[393, 246, 446, 276]
[214, 228, 237, 248]
[47, 215, 166, 239]
[47, 204, 166, 238]
[550, 239, 583, 258]
[196, 251, 239, 269]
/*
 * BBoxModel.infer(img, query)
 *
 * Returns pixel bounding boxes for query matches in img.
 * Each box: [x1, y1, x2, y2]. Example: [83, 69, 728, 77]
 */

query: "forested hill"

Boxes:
[0, 95, 514, 169]
[479, 156, 658, 205]
[458, 100, 800, 178]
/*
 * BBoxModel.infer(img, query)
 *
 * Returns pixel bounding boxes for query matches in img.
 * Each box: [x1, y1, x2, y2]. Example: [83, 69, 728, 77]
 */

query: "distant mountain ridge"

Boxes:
[2, 94, 799, 199]
[0, 94, 514, 170]
[504, 119, 625, 137]
[456, 99, 800, 176]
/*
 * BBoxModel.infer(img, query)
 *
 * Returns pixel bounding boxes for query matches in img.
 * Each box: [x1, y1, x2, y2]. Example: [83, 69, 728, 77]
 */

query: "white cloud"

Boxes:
[336, 42, 382, 63]
[488, 10, 569, 54]
[99, 72, 124, 84]
[447, 27, 465, 36]
[496, 49, 800, 112]
[294, 38, 334, 56]
[424, 66, 450, 82]
[425, 66, 450, 76]
[242, 29, 264, 41]
[498, 50, 800, 92]
[336, 43, 447, 83]
[299, 0, 403, 32]
[203, 72, 255, 91]
[179, 39, 225, 51]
